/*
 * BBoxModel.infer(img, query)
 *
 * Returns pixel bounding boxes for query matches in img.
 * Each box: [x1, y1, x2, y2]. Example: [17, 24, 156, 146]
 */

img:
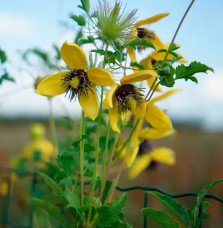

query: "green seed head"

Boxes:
[95, 1, 137, 43]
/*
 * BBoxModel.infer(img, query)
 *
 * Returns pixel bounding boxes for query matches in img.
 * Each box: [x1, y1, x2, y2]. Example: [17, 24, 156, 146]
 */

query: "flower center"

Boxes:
[62, 69, 92, 101]
[137, 28, 155, 40]
[115, 84, 144, 113]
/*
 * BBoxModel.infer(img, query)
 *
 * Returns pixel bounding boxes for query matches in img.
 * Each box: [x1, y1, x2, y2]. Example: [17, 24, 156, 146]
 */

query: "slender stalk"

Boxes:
[145, 78, 158, 100]
[87, 86, 104, 224]
[146, 82, 160, 102]
[99, 125, 110, 199]
[79, 111, 85, 206]
[48, 98, 58, 154]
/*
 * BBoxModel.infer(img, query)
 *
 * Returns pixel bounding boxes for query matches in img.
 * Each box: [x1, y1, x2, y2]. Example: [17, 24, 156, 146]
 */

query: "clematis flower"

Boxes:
[103, 70, 157, 133]
[127, 13, 169, 63]
[140, 43, 187, 92]
[128, 140, 175, 178]
[138, 89, 181, 140]
[36, 41, 115, 120]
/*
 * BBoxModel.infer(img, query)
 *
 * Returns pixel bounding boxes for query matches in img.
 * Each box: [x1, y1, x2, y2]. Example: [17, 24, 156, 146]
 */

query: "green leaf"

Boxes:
[80, 0, 90, 12]
[0, 72, 15, 85]
[130, 61, 145, 70]
[142, 208, 180, 228]
[32, 48, 48, 62]
[175, 61, 214, 81]
[128, 39, 155, 50]
[157, 48, 167, 53]
[102, 180, 113, 204]
[79, 36, 94, 45]
[33, 198, 72, 228]
[192, 178, 223, 227]
[110, 220, 133, 228]
[0, 49, 7, 64]
[59, 177, 73, 185]
[168, 43, 180, 52]
[72, 135, 88, 147]
[60, 190, 80, 208]
[70, 15, 86, 26]
[97, 193, 127, 226]
[38, 171, 62, 195]
[149, 192, 190, 228]
[74, 29, 83, 44]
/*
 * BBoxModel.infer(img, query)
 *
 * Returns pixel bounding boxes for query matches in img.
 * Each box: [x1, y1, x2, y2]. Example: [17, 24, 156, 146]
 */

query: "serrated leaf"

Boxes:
[142, 208, 180, 228]
[60, 190, 80, 209]
[188, 76, 198, 84]
[33, 198, 72, 228]
[0, 49, 7, 63]
[70, 15, 86, 26]
[176, 61, 214, 81]
[130, 61, 145, 70]
[149, 192, 190, 228]
[192, 178, 223, 227]
[38, 171, 62, 195]
[97, 193, 127, 226]
[128, 39, 156, 50]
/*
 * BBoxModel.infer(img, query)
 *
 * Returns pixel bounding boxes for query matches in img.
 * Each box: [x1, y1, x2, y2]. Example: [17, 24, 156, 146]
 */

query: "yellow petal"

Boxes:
[132, 118, 143, 147]
[127, 46, 137, 63]
[145, 104, 172, 129]
[133, 100, 146, 119]
[87, 67, 115, 86]
[120, 70, 157, 85]
[109, 97, 120, 134]
[125, 146, 139, 167]
[78, 87, 98, 120]
[135, 13, 170, 27]
[115, 139, 128, 159]
[139, 56, 153, 69]
[149, 89, 182, 104]
[139, 128, 175, 140]
[36, 71, 69, 96]
[103, 83, 119, 108]
[151, 147, 176, 165]
[128, 154, 152, 179]
[147, 78, 162, 92]
[61, 41, 87, 69]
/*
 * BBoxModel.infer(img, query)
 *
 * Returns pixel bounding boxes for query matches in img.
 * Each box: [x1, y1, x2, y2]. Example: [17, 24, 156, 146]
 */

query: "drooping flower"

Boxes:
[138, 89, 181, 140]
[127, 13, 169, 63]
[36, 41, 115, 120]
[128, 139, 175, 178]
[140, 43, 187, 92]
[103, 70, 157, 133]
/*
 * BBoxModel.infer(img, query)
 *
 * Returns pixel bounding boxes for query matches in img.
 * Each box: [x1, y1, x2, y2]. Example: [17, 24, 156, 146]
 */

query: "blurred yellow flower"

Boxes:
[127, 13, 169, 63]
[103, 70, 157, 133]
[36, 41, 115, 120]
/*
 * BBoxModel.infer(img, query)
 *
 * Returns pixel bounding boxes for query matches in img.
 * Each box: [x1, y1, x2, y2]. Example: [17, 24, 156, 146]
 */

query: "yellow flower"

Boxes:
[140, 43, 187, 92]
[36, 41, 115, 120]
[138, 89, 181, 140]
[129, 145, 175, 179]
[103, 70, 157, 133]
[23, 124, 54, 162]
[127, 13, 169, 63]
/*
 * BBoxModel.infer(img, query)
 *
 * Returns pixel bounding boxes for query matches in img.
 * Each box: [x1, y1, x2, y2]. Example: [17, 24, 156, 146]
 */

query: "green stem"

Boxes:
[145, 78, 158, 100]
[87, 86, 104, 224]
[48, 98, 58, 154]
[146, 82, 160, 102]
[99, 125, 110, 199]
[80, 111, 85, 206]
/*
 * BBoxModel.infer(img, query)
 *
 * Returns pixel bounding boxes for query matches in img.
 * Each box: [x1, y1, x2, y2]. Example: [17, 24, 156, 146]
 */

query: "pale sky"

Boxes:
[0, 0, 223, 131]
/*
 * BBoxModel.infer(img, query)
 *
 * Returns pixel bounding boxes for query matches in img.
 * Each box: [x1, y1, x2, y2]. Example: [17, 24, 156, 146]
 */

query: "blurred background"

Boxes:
[0, 0, 223, 227]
